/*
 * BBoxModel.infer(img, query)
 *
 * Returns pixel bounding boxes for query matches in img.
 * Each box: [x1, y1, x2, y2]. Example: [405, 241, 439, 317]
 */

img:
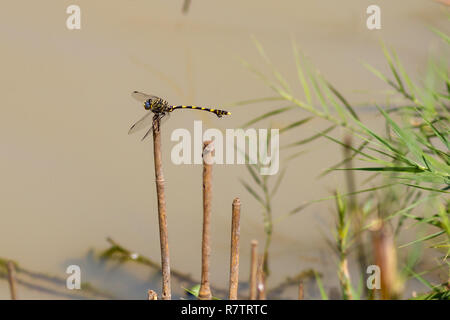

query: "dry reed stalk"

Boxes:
[371, 220, 401, 299]
[298, 281, 304, 300]
[7, 261, 18, 300]
[249, 240, 258, 300]
[198, 140, 214, 300]
[228, 198, 241, 300]
[152, 116, 171, 300]
[256, 254, 266, 300]
[147, 289, 158, 300]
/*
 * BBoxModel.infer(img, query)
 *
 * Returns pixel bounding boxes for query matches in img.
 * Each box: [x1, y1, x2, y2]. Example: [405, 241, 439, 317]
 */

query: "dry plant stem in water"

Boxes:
[298, 281, 304, 300]
[147, 289, 158, 300]
[249, 240, 258, 300]
[7, 261, 17, 300]
[152, 116, 171, 300]
[199, 140, 213, 300]
[371, 221, 401, 300]
[256, 254, 266, 300]
[228, 198, 241, 300]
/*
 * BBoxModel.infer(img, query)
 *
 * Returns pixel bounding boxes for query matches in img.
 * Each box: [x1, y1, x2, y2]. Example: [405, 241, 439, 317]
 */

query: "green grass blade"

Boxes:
[292, 40, 312, 105]
[240, 179, 266, 208]
[242, 106, 295, 128]
[336, 166, 423, 173]
[279, 116, 314, 134]
[381, 42, 405, 92]
[399, 230, 446, 248]
[228, 96, 286, 107]
[323, 135, 376, 160]
[271, 166, 287, 197]
[431, 27, 450, 45]
[283, 125, 336, 148]
[400, 183, 449, 193]
[252, 36, 292, 94]
[325, 80, 359, 120]
[314, 271, 329, 300]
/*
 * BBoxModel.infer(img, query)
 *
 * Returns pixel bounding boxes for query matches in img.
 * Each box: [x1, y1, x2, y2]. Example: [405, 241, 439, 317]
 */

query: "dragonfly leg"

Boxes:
[141, 113, 166, 140]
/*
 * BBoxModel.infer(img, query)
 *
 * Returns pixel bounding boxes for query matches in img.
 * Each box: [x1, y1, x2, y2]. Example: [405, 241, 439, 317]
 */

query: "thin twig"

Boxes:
[1, 257, 113, 299]
[0, 270, 111, 299]
[249, 240, 258, 300]
[267, 269, 316, 297]
[7, 261, 17, 300]
[228, 198, 241, 300]
[152, 115, 171, 300]
[199, 140, 213, 300]
[104, 237, 191, 281]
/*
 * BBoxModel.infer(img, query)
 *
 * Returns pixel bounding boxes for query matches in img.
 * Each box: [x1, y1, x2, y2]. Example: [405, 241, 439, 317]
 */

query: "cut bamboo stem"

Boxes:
[249, 240, 258, 300]
[147, 289, 158, 300]
[198, 140, 213, 300]
[256, 254, 266, 300]
[152, 116, 171, 300]
[371, 220, 400, 300]
[298, 281, 304, 300]
[7, 261, 18, 300]
[228, 198, 241, 300]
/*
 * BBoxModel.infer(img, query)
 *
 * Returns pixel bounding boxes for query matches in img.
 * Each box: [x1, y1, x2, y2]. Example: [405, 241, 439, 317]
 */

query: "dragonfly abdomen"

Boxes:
[170, 105, 231, 118]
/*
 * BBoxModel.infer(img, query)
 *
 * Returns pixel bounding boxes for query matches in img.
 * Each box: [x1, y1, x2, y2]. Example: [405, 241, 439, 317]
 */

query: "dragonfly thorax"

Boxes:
[143, 97, 170, 113]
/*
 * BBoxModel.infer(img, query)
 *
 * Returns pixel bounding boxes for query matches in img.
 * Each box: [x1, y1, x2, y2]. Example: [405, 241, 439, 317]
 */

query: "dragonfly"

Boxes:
[129, 91, 231, 140]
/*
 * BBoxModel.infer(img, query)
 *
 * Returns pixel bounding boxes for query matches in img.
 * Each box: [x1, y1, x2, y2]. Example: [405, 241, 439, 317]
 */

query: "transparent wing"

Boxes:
[128, 112, 170, 139]
[128, 111, 154, 135]
[131, 91, 159, 103]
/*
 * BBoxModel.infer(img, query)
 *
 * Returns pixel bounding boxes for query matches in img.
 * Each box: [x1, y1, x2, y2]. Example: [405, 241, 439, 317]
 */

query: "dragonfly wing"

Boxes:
[128, 111, 154, 135]
[139, 112, 170, 141]
[131, 91, 159, 103]
[129, 111, 170, 138]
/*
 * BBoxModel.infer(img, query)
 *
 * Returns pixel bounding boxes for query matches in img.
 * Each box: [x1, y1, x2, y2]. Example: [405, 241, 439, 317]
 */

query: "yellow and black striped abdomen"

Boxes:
[170, 105, 231, 118]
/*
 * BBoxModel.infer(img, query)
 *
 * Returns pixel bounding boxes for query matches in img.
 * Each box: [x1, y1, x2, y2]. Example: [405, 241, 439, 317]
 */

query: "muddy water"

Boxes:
[0, 1, 447, 299]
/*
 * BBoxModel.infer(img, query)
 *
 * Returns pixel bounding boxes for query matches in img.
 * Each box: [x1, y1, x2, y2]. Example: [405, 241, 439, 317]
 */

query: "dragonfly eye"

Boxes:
[144, 100, 151, 110]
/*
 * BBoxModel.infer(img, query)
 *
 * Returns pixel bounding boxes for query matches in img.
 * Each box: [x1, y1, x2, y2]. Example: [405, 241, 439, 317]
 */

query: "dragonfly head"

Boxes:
[144, 100, 152, 110]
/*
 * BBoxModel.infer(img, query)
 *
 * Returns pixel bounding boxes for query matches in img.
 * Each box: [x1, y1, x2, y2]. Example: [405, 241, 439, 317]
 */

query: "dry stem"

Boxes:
[152, 116, 171, 300]
[199, 140, 213, 300]
[147, 289, 158, 300]
[256, 254, 266, 300]
[7, 261, 17, 300]
[249, 240, 258, 300]
[228, 198, 241, 300]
